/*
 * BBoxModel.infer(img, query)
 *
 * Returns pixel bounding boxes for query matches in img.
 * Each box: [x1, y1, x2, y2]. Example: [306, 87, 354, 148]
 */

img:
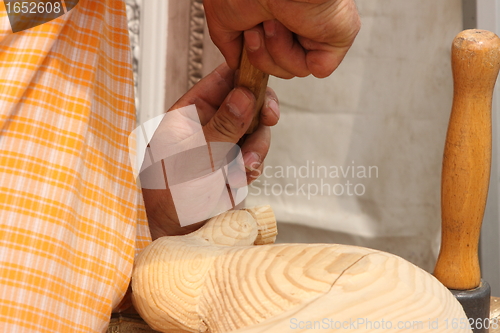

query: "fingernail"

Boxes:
[263, 20, 276, 38]
[268, 99, 280, 119]
[227, 88, 252, 118]
[244, 30, 261, 52]
[243, 152, 261, 170]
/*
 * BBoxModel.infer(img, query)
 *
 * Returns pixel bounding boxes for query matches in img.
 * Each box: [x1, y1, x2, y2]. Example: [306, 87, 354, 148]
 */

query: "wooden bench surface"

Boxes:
[492, 297, 500, 333]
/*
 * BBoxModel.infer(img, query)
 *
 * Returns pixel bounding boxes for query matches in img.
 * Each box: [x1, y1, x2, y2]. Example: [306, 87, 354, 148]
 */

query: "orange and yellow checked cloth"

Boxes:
[0, 0, 151, 331]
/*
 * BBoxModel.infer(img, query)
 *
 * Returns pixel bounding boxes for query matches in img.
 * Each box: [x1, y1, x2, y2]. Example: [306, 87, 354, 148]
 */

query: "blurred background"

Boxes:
[126, 0, 500, 296]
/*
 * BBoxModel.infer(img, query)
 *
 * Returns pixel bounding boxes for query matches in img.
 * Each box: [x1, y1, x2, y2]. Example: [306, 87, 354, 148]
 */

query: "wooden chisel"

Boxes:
[236, 46, 270, 134]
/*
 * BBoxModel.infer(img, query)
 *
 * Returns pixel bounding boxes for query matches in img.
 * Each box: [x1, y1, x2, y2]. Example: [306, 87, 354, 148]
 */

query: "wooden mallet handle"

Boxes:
[236, 47, 269, 134]
[434, 30, 500, 290]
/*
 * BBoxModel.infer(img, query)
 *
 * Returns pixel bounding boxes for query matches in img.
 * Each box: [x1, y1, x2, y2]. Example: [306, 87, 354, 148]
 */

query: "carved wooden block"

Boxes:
[131, 206, 471, 333]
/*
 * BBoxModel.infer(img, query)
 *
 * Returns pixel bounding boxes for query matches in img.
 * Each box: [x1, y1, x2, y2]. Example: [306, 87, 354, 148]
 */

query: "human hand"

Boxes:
[141, 63, 279, 238]
[204, 0, 360, 79]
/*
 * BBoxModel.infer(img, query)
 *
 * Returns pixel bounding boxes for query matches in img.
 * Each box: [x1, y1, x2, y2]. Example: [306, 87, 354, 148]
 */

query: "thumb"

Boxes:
[203, 87, 256, 143]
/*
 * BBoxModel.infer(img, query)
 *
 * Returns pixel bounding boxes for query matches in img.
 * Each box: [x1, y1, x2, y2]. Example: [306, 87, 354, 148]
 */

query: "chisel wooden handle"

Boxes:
[237, 47, 269, 134]
[434, 30, 500, 290]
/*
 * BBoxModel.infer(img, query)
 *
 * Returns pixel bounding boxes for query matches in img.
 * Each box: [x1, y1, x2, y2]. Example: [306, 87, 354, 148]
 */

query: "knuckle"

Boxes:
[211, 113, 239, 139]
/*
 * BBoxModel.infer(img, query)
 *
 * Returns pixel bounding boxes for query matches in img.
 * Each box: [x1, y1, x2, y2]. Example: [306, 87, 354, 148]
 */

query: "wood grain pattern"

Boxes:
[244, 205, 277, 245]
[434, 30, 500, 290]
[236, 48, 269, 134]
[132, 206, 470, 333]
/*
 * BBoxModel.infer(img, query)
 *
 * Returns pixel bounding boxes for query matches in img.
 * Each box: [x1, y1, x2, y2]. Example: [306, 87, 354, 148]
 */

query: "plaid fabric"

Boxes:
[0, 0, 151, 331]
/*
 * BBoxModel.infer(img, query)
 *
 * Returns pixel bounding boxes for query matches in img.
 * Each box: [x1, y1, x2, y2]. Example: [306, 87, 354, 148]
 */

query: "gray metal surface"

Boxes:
[451, 280, 491, 333]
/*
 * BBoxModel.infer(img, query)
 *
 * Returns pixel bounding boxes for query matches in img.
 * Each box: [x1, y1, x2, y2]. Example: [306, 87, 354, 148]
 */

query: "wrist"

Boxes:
[142, 188, 206, 239]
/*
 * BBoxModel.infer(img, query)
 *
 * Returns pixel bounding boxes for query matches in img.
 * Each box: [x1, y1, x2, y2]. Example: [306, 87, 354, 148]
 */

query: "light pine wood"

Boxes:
[132, 206, 470, 333]
[244, 205, 277, 245]
[433, 30, 500, 290]
[236, 48, 269, 134]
